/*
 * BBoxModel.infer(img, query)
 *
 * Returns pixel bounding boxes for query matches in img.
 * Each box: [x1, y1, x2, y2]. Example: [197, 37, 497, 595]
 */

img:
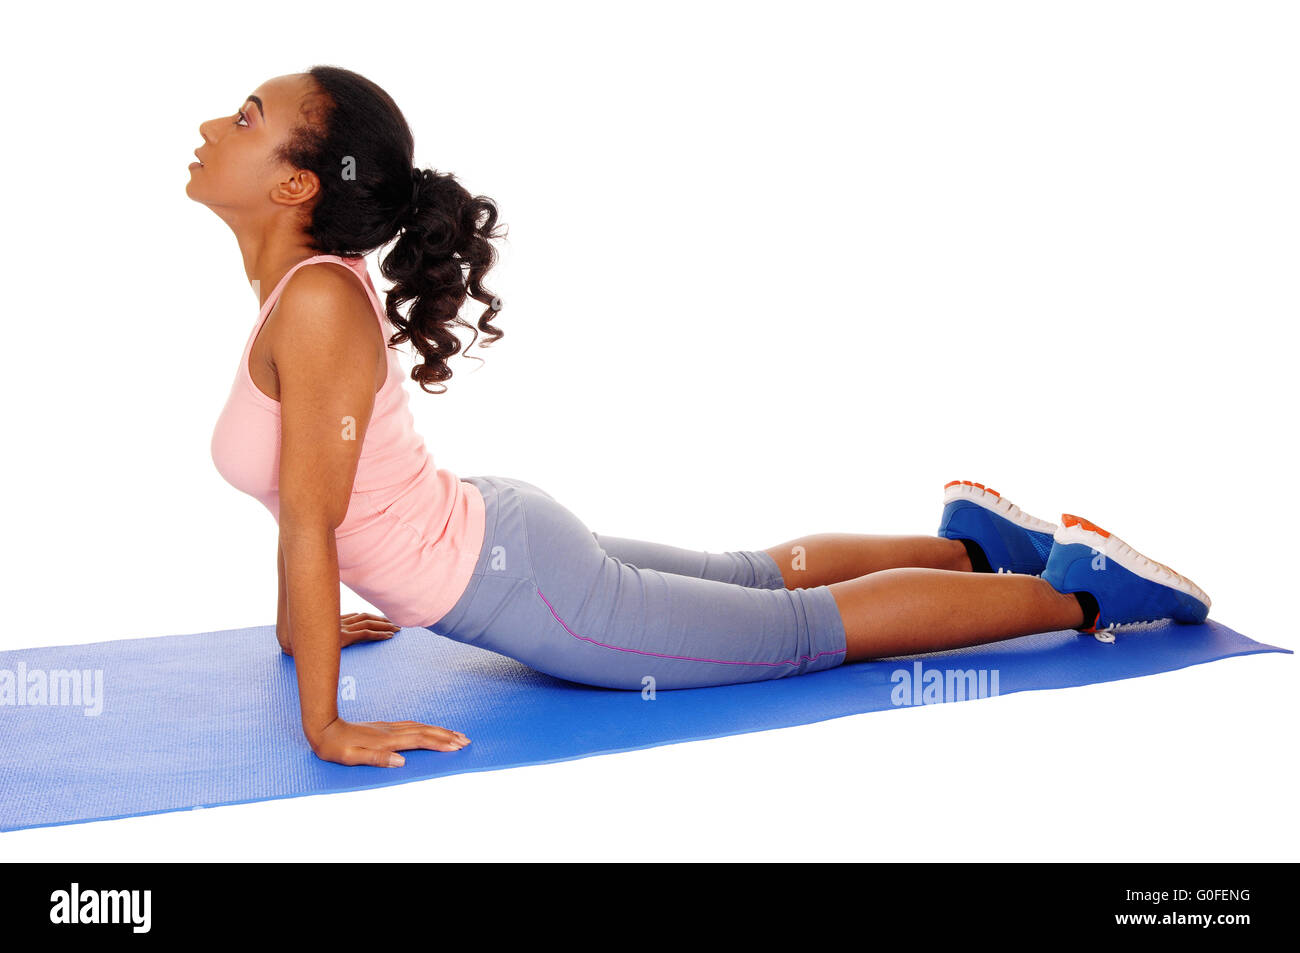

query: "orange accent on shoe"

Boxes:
[1061, 513, 1112, 538]
[944, 479, 1000, 499]
[1063, 514, 1187, 581]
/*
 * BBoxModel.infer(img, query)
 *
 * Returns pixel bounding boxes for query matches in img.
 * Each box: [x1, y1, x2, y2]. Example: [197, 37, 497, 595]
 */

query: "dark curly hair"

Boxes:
[275, 64, 506, 394]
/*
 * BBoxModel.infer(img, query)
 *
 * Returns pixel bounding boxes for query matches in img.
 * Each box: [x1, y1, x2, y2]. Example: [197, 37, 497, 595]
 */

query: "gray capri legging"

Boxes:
[425, 475, 848, 690]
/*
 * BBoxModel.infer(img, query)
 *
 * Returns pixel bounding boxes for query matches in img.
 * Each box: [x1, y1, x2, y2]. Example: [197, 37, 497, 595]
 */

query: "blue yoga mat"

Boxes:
[0, 619, 1288, 832]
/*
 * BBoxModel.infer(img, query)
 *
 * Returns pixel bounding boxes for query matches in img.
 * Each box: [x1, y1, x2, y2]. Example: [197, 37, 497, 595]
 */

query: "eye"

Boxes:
[234, 110, 249, 127]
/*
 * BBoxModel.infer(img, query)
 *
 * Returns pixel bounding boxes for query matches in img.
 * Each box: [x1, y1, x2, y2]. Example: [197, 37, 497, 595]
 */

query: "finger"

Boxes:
[418, 727, 470, 751]
[351, 724, 461, 754]
[386, 726, 467, 752]
[340, 614, 394, 630]
[361, 722, 471, 746]
[405, 723, 470, 745]
[340, 625, 395, 644]
[362, 720, 443, 733]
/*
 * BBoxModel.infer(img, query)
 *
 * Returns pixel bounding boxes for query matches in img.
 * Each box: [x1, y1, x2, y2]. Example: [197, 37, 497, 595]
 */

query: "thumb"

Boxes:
[355, 747, 405, 767]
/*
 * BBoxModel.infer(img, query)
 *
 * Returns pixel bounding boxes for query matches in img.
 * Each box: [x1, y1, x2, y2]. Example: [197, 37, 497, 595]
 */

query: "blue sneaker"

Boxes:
[938, 480, 1057, 575]
[1042, 513, 1211, 634]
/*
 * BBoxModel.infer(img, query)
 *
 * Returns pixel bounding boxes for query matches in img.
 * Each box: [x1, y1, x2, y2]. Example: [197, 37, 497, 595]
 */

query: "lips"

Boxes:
[192, 149, 205, 167]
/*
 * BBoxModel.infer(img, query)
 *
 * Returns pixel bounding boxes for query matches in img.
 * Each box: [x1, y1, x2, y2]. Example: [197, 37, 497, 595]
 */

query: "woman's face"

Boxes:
[187, 73, 321, 219]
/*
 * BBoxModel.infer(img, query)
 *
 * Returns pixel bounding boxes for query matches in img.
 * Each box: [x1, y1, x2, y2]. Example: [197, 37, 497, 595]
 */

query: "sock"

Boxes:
[959, 538, 993, 573]
[1073, 590, 1100, 629]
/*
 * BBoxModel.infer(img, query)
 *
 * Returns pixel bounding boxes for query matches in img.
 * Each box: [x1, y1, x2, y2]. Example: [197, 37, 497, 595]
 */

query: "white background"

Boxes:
[1, 0, 1294, 861]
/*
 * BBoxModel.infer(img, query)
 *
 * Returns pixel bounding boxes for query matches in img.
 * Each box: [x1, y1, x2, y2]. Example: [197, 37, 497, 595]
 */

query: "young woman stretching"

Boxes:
[194, 67, 1211, 769]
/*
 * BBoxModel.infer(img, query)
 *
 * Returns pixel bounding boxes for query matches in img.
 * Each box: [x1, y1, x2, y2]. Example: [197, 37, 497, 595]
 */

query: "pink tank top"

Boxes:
[210, 253, 486, 629]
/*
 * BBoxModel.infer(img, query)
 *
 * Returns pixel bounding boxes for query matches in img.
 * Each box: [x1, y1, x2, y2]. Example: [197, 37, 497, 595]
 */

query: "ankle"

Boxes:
[1072, 590, 1100, 629]
[957, 537, 992, 573]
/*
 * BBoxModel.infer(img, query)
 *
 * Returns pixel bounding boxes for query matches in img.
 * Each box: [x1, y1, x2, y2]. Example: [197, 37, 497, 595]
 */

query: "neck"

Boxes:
[227, 215, 324, 311]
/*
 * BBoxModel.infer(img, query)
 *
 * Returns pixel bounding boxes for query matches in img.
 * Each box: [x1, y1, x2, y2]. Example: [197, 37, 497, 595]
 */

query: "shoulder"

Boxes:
[265, 261, 381, 369]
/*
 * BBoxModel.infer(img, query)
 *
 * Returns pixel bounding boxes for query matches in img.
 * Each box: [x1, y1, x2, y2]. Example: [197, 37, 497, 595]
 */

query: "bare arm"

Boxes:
[273, 268, 376, 746]
[272, 265, 469, 765]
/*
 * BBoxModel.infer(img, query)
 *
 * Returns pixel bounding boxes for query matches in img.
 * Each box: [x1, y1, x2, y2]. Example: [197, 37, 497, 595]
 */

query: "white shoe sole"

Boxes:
[943, 480, 1058, 535]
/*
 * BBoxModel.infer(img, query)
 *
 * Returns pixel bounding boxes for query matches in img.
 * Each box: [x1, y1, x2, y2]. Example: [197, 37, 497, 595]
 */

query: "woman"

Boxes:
[194, 67, 1211, 769]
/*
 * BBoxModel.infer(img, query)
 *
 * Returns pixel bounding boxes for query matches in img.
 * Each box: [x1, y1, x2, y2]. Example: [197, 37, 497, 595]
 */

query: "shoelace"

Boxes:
[1089, 618, 1171, 644]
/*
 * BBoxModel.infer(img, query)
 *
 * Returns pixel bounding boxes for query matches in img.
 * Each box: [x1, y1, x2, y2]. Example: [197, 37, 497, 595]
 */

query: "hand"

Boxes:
[339, 611, 401, 649]
[308, 717, 471, 767]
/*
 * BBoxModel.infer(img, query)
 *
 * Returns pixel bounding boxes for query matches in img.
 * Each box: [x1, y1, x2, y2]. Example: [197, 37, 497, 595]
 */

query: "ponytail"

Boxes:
[380, 167, 506, 394]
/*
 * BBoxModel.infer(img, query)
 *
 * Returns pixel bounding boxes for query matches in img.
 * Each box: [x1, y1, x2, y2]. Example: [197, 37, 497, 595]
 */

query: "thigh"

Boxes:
[516, 490, 848, 690]
[467, 475, 784, 586]
[590, 532, 787, 589]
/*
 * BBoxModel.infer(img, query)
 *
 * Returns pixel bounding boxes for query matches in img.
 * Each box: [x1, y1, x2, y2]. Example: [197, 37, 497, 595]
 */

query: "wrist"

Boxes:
[304, 715, 341, 749]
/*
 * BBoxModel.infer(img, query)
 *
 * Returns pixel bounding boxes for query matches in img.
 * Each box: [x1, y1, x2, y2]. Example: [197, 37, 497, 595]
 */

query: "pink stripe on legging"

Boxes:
[535, 587, 845, 668]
